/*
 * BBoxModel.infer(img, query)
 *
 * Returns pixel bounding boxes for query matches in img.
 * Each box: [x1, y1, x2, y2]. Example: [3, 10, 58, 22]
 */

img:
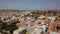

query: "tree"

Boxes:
[0, 17, 3, 23]
[0, 20, 19, 34]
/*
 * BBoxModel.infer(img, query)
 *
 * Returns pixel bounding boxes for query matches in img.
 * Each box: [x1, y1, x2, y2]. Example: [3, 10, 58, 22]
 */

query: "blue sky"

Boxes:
[0, 0, 60, 10]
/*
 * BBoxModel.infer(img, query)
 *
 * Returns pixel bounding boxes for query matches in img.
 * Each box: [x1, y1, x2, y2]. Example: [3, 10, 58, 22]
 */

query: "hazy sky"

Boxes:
[0, 0, 60, 10]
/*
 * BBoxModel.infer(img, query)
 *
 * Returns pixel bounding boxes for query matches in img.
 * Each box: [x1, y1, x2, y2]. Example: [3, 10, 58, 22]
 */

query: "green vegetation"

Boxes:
[26, 32, 30, 34]
[0, 17, 19, 34]
[3, 32, 9, 34]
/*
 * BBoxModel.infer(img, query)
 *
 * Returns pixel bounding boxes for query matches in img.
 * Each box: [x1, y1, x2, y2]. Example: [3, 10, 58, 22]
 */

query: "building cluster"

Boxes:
[0, 10, 60, 34]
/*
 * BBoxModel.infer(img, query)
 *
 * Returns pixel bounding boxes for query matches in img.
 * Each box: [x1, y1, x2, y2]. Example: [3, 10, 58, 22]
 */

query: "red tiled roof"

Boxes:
[49, 21, 60, 33]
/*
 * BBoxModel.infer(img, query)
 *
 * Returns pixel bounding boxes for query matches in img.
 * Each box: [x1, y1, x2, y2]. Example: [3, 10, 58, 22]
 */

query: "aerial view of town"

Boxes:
[0, 10, 60, 34]
[0, 0, 60, 34]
